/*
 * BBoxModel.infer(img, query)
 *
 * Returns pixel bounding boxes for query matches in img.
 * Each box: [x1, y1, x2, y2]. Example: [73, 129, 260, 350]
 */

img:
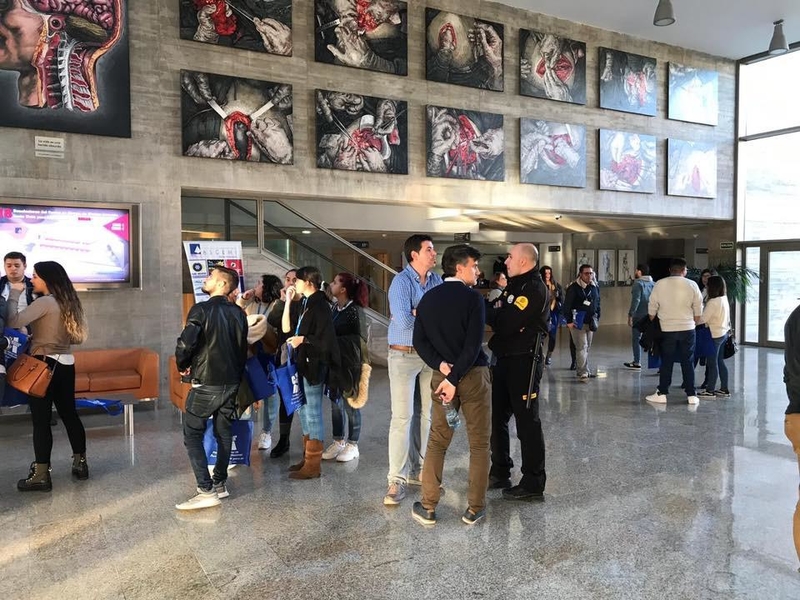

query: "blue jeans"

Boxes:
[260, 392, 279, 434]
[707, 333, 729, 391]
[331, 398, 362, 443]
[298, 375, 326, 442]
[631, 326, 642, 364]
[658, 330, 696, 396]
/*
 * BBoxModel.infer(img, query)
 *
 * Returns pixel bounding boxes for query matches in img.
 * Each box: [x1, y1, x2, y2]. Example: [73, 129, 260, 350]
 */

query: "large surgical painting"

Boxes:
[426, 105, 504, 181]
[0, 0, 131, 137]
[315, 0, 407, 75]
[668, 63, 719, 126]
[425, 9, 504, 92]
[315, 90, 407, 174]
[599, 48, 657, 116]
[181, 70, 293, 164]
[520, 119, 586, 188]
[179, 0, 292, 56]
[667, 139, 717, 198]
[599, 130, 656, 193]
[520, 30, 586, 104]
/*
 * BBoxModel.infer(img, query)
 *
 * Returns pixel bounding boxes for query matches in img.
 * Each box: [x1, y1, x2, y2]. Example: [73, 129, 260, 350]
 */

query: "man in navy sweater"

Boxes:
[412, 245, 490, 526]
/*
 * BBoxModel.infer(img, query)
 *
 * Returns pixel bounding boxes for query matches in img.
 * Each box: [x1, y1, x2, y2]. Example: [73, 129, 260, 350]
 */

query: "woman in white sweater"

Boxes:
[700, 276, 731, 397]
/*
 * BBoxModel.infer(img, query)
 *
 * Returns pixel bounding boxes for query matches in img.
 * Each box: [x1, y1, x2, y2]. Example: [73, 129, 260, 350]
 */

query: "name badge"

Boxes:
[507, 295, 515, 304]
[583, 300, 591, 306]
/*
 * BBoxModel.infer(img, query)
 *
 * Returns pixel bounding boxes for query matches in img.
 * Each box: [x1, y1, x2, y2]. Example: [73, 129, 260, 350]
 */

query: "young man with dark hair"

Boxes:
[412, 244, 490, 525]
[624, 263, 654, 370]
[1, 251, 35, 309]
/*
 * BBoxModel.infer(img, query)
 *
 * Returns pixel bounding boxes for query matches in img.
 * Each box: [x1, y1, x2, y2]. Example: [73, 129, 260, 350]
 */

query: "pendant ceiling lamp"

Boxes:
[653, 0, 676, 27]
[768, 20, 789, 55]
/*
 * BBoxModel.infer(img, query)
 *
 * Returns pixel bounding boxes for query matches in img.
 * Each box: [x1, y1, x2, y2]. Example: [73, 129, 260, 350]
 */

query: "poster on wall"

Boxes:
[667, 139, 717, 198]
[520, 119, 586, 188]
[597, 249, 616, 287]
[599, 130, 656, 194]
[617, 250, 635, 286]
[425, 9, 504, 92]
[315, 90, 408, 174]
[179, 0, 292, 56]
[0, 1, 131, 137]
[598, 48, 657, 116]
[575, 249, 595, 274]
[520, 30, 586, 104]
[181, 71, 293, 164]
[426, 105, 504, 181]
[668, 64, 718, 126]
[183, 241, 244, 304]
[314, 0, 407, 75]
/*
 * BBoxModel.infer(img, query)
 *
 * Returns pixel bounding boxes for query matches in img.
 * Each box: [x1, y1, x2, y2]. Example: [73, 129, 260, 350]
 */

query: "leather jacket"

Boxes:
[175, 296, 248, 386]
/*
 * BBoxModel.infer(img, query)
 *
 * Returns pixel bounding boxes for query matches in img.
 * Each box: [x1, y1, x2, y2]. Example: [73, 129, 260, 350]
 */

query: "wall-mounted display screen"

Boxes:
[0, 200, 140, 290]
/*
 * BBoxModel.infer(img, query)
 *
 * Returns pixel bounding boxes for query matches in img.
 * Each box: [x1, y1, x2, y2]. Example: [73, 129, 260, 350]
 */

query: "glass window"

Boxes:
[767, 250, 800, 343]
[744, 247, 760, 343]
[740, 50, 800, 136]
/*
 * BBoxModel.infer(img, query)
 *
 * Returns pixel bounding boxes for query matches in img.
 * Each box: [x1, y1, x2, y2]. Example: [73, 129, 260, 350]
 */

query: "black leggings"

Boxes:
[29, 358, 86, 464]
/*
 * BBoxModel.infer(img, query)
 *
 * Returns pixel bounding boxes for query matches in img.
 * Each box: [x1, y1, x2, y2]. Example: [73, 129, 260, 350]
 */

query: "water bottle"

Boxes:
[444, 401, 461, 430]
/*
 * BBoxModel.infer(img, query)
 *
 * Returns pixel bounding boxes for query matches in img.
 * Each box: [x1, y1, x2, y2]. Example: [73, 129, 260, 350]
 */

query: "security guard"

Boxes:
[486, 243, 549, 501]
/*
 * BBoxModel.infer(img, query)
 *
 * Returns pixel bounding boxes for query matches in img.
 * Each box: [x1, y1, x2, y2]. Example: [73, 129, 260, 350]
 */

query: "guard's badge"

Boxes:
[507, 295, 515, 304]
[514, 296, 529, 310]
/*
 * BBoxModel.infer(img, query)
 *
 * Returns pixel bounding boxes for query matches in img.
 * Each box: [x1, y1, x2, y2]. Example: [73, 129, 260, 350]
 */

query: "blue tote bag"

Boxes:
[204, 418, 254, 466]
[695, 326, 716, 358]
[244, 355, 276, 401]
[2, 328, 31, 407]
[275, 347, 306, 416]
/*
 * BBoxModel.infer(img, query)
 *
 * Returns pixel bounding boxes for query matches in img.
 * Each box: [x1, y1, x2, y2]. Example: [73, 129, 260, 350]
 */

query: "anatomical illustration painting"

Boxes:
[181, 70, 293, 164]
[668, 63, 719, 126]
[520, 30, 586, 104]
[314, 0, 407, 75]
[315, 90, 407, 174]
[599, 130, 656, 193]
[0, 0, 131, 137]
[667, 139, 717, 198]
[426, 105, 504, 181]
[598, 48, 657, 117]
[520, 119, 586, 188]
[180, 0, 292, 56]
[425, 9, 504, 92]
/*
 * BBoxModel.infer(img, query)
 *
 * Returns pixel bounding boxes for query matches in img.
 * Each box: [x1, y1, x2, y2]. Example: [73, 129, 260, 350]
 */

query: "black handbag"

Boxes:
[723, 333, 737, 359]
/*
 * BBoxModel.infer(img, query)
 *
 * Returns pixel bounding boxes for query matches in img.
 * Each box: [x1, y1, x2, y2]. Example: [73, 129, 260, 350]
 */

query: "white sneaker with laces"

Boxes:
[322, 440, 346, 460]
[257, 431, 272, 450]
[176, 488, 221, 511]
[687, 395, 699, 405]
[645, 391, 667, 404]
[336, 442, 360, 462]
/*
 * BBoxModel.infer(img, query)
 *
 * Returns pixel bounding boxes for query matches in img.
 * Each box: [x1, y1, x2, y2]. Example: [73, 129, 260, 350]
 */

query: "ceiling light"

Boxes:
[768, 19, 789, 55]
[653, 0, 675, 26]
[301, 230, 311, 234]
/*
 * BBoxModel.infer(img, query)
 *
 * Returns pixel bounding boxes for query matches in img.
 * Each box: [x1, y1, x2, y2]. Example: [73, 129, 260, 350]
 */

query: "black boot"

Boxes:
[270, 436, 290, 458]
[18, 462, 52, 492]
[72, 454, 89, 480]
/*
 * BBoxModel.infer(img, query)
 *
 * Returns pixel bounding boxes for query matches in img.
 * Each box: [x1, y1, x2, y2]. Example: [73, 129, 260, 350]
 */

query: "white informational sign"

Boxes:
[183, 241, 244, 304]
[34, 136, 65, 159]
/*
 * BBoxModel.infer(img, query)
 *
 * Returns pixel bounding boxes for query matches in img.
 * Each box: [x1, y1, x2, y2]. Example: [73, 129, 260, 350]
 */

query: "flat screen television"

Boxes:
[0, 199, 141, 290]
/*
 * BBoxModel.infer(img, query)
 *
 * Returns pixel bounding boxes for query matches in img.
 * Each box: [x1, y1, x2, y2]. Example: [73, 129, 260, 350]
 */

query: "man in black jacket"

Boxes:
[563, 265, 601, 382]
[412, 245, 490, 526]
[784, 304, 800, 568]
[175, 266, 248, 510]
[487, 243, 549, 501]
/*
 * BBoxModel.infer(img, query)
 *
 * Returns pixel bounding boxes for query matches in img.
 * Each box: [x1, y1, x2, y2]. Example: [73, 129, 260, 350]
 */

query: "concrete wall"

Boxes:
[0, 0, 736, 392]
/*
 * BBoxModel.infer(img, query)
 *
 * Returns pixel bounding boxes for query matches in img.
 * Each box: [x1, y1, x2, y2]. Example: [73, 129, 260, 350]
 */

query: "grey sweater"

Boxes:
[6, 289, 73, 356]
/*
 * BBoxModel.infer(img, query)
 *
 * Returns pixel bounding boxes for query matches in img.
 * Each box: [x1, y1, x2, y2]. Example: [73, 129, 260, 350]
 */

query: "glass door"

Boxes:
[765, 249, 800, 345]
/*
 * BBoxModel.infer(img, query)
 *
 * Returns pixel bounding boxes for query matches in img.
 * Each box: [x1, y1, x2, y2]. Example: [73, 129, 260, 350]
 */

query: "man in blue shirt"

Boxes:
[384, 234, 443, 505]
[624, 264, 654, 370]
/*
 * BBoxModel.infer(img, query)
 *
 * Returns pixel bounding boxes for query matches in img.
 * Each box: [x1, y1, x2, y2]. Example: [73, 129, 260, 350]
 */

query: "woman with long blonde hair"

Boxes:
[6, 261, 88, 492]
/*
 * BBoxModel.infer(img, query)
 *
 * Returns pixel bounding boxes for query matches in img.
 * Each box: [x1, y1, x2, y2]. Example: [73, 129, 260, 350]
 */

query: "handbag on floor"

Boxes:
[6, 353, 55, 398]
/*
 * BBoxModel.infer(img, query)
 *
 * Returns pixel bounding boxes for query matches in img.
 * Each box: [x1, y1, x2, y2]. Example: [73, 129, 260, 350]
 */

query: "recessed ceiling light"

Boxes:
[301, 230, 311, 234]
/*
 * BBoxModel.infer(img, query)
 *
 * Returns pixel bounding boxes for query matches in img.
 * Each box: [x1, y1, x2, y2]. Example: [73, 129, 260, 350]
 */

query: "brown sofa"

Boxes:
[74, 348, 159, 400]
[168, 355, 191, 412]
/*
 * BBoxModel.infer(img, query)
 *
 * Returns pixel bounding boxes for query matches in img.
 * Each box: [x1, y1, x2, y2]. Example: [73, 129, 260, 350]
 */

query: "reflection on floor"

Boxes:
[0, 326, 798, 599]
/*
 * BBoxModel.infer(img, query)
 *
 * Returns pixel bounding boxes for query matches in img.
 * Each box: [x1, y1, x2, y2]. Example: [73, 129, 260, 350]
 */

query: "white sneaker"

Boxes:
[336, 443, 360, 462]
[645, 392, 667, 404]
[257, 431, 272, 450]
[687, 395, 699, 405]
[322, 440, 346, 460]
[176, 488, 221, 511]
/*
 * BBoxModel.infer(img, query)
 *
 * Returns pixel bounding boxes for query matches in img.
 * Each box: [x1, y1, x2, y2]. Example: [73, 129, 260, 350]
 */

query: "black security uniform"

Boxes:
[486, 268, 549, 493]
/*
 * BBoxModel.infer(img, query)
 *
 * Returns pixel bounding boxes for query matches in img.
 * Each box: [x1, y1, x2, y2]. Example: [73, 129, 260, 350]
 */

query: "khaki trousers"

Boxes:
[421, 367, 491, 513]
[785, 414, 800, 564]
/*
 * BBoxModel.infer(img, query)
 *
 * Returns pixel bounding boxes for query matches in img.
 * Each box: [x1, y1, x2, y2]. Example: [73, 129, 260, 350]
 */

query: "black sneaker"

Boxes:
[502, 485, 544, 502]
[411, 501, 436, 526]
[623, 362, 641, 370]
[462, 508, 486, 525]
[488, 476, 512, 490]
[714, 389, 731, 398]
[72, 456, 89, 480]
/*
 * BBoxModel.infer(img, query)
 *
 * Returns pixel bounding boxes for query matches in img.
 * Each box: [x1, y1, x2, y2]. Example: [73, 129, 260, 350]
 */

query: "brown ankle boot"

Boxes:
[18, 462, 52, 492]
[289, 439, 323, 480]
[288, 435, 309, 472]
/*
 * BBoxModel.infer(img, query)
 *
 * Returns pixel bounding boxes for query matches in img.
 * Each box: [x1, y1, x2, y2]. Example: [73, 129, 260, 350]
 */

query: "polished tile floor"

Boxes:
[0, 325, 798, 599]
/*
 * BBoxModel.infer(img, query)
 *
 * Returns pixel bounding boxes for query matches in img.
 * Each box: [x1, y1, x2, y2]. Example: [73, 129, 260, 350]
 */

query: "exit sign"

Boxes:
[719, 241, 735, 250]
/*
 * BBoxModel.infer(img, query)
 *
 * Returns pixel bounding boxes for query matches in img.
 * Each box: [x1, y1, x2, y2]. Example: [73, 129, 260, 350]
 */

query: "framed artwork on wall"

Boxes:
[426, 106, 504, 181]
[599, 130, 656, 193]
[618, 250, 635, 286]
[315, 0, 407, 75]
[668, 64, 718, 126]
[667, 140, 717, 198]
[575, 249, 595, 275]
[520, 30, 586, 104]
[425, 9, 504, 92]
[180, 0, 292, 56]
[520, 119, 586, 188]
[181, 71, 293, 164]
[0, 0, 131, 137]
[316, 90, 408, 174]
[597, 249, 616, 287]
[598, 48, 657, 116]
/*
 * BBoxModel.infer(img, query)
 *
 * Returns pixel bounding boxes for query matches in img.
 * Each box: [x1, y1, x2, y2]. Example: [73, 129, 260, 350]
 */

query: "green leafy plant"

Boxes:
[688, 263, 761, 304]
